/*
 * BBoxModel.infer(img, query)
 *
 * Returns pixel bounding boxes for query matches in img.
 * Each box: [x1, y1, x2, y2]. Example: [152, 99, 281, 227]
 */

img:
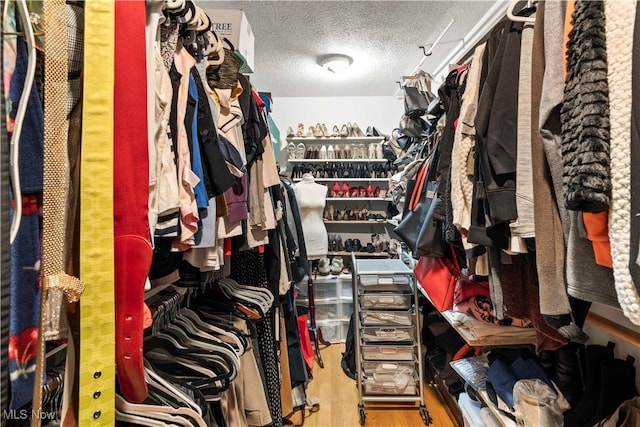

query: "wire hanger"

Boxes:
[506, 0, 536, 23]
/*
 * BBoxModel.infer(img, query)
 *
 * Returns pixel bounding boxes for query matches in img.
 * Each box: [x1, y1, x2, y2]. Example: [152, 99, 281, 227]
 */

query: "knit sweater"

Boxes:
[604, 0, 640, 326]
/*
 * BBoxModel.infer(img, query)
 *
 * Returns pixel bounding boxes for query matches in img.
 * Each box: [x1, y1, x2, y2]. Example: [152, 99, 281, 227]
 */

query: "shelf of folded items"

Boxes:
[288, 158, 388, 163]
[439, 310, 537, 347]
[286, 136, 384, 144]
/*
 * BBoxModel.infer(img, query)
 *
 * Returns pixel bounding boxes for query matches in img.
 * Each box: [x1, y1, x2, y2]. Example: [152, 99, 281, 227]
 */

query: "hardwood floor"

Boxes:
[302, 344, 458, 427]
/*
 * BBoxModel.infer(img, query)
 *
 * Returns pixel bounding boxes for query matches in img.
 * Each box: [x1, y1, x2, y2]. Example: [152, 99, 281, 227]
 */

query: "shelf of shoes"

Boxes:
[325, 197, 392, 201]
[288, 158, 388, 163]
[286, 136, 385, 144]
[323, 220, 387, 224]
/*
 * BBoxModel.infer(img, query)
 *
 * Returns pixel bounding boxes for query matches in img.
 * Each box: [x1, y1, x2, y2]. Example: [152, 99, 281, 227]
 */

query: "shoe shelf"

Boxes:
[293, 177, 390, 182]
[288, 158, 388, 163]
[323, 220, 387, 224]
[286, 136, 384, 144]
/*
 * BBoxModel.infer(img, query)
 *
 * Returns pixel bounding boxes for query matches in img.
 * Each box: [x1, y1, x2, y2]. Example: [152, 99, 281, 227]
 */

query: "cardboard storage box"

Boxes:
[208, 9, 255, 73]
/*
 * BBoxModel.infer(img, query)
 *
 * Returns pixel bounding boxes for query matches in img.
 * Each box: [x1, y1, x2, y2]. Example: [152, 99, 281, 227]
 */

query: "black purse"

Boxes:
[394, 149, 440, 254]
[403, 86, 431, 118]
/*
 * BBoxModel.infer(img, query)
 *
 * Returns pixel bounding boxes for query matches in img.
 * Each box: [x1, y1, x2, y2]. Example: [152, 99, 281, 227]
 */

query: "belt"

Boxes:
[78, 1, 116, 425]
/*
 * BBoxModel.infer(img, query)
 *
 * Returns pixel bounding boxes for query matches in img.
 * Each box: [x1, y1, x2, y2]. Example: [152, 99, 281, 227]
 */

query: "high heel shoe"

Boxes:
[368, 143, 376, 159]
[327, 205, 335, 221]
[375, 142, 383, 160]
[296, 143, 306, 160]
[341, 182, 350, 198]
[379, 186, 388, 198]
[347, 122, 353, 137]
[358, 186, 367, 198]
[319, 145, 327, 159]
[340, 124, 349, 137]
[327, 144, 335, 159]
[314, 123, 323, 138]
[360, 207, 368, 221]
[352, 123, 365, 137]
[344, 144, 351, 159]
[287, 143, 297, 160]
[322, 123, 330, 137]
[332, 125, 341, 137]
[308, 125, 315, 137]
[367, 184, 374, 197]
[296, 123, 305, 137]
[287, 126, 295, 138]
[334, 144, 342, 159]
[333, 182, 340, 198]
[351, 205, 360, 221]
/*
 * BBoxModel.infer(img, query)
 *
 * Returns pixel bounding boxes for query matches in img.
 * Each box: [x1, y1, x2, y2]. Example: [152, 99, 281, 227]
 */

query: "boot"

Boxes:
[587, 356, 639, 426]
[537, 350, 556, 381]
[554, 343, 586, 407]
[564, 342, 615, 427]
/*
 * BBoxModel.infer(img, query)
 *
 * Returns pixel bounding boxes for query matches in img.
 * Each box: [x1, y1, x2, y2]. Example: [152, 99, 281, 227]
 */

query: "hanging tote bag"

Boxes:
[394, 149, 439, 253]
[414, 245, 460, 312]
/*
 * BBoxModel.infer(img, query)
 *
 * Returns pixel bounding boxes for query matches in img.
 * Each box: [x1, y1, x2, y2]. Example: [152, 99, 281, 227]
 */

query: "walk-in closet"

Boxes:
[2, 1, 640, 426]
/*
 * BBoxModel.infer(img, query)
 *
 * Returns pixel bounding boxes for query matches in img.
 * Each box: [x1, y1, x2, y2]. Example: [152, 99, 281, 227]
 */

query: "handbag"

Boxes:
[415, 186, 446, 258]
[414, 245, 460, 312]
[403, 85, 431, 118]
[394, 151, 436, 253]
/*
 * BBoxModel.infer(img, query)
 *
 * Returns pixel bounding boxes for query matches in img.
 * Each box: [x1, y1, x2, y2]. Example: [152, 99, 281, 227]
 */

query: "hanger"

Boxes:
[506, 0, 536, 23]
[9, 0, 37, 243]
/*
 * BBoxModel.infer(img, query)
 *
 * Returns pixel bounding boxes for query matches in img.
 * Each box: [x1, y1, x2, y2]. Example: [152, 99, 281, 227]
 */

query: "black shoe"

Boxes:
[352, 239, 363, 252]
[344, 239, 354, 252]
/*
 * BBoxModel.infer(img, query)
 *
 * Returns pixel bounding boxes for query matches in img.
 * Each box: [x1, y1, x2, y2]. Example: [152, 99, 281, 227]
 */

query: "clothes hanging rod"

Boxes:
[429, 1, 511, 85]
[586, 312, 640, 348]
[393, 19, 454, 97]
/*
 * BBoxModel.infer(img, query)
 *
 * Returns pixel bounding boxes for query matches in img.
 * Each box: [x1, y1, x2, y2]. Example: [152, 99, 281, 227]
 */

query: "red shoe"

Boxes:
[359, 186, 367, 197]
[367, 184, 374, 197]
[374, 186, 381, 197]
[350, 187, 360, 198]
[341, 182, 350, 198]
[333, 182, 340, 197]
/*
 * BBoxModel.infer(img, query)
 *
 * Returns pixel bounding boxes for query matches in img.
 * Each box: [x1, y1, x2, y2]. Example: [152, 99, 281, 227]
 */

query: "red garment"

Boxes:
[114, 0, 152, 403]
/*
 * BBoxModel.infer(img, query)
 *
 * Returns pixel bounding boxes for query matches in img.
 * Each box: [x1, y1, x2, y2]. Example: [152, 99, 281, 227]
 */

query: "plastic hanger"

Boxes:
[116, 395, 206, 427]
[506, 0, 536, 23]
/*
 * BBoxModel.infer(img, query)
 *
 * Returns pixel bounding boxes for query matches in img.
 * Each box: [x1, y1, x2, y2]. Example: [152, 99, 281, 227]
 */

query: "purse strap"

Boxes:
[408, 143, 440, 211]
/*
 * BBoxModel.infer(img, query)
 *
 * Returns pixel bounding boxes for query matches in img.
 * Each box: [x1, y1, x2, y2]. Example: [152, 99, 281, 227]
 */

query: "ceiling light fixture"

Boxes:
[318, 54, 353, 74]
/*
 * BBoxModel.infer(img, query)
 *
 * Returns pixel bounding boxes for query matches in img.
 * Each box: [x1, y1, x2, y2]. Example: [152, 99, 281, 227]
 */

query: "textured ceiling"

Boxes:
[202, 0, 497, 97]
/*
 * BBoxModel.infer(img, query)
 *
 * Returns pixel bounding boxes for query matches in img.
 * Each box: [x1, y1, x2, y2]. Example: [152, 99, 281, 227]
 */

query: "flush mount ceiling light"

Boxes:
[318, 54, 353, 74]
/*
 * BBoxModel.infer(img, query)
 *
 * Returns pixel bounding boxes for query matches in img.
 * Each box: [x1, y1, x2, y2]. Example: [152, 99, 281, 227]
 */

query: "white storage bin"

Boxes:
[361, 327, 415, 344]
[360, 309, 413, 326]
[340, 301, 353, 320]
[314, 300, 340, 320]
[316, 320, 341, 343]
[340, 279, 352, 298]
[361, 345, 415, 361]
[340, 319, 350, 342]
[360, 292, 412, 310]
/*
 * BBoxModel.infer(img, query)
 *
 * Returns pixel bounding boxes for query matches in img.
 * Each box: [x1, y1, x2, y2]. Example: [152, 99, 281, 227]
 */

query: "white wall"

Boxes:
[270, 95, 404, 138]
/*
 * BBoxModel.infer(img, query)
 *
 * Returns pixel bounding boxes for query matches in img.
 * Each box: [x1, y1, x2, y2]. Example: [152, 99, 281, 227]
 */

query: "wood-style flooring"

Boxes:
[301, 344, 458, 427]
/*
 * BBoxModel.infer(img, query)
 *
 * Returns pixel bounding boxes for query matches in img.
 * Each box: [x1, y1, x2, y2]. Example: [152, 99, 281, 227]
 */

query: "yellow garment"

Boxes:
[78, 1, 116, 425]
